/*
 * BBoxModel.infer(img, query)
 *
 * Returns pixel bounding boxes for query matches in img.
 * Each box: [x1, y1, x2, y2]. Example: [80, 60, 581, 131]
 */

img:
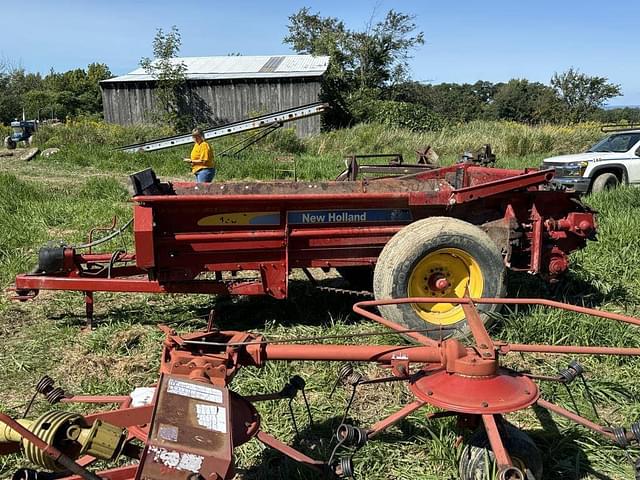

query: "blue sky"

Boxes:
[1, 0, 638, 105]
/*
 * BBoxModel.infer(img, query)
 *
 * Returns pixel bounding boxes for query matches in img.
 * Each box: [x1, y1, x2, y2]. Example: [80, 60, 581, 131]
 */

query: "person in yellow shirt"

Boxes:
[183, 128, 215, 182]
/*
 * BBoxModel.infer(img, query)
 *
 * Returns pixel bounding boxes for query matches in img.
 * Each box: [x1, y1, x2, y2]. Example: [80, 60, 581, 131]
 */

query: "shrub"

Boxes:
[351, 99, 445, 132]
[33, 117, 174, 148]
[368, 100, 445, 131]
[261, 127, 306, 154]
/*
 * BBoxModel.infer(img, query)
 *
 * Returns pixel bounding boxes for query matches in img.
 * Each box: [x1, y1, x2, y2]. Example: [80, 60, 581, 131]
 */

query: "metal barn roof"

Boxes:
[103, 55, 330, 83]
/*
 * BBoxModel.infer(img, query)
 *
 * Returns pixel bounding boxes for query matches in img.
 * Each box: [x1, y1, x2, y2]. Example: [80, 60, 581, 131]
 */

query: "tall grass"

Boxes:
[306, 121, 603, 160]
[23, 119, 608, 186]
[31, 118, 605, 161]
[0, 173, 132, 284]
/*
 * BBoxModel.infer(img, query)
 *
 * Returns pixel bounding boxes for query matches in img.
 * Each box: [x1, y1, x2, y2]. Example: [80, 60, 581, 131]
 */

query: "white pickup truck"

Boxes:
[542, 127, 640, 193]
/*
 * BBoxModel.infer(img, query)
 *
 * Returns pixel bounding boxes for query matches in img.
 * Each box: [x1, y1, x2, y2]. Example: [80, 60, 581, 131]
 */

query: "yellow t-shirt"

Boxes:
[190, 141, 214, 173]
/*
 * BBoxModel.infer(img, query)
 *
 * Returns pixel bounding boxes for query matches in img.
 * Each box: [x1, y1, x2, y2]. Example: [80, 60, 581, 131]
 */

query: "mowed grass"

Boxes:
[1, 121, 640, 479]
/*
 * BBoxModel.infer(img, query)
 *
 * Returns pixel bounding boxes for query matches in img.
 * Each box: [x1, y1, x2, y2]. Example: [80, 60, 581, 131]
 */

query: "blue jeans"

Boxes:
[195, 168, 216, 183]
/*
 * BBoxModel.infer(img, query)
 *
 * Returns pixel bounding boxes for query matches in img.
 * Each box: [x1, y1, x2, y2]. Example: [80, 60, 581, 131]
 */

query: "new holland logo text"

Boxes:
[288, 209, 412, 225]
[301, 211, 367, 223]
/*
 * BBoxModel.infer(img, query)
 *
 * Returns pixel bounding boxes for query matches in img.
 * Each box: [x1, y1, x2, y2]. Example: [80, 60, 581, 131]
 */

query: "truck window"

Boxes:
[588, 132, 640, 153]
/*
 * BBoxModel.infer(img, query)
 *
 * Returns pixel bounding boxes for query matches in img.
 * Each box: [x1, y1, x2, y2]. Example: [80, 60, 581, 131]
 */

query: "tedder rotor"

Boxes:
[2, 298, 640, 480]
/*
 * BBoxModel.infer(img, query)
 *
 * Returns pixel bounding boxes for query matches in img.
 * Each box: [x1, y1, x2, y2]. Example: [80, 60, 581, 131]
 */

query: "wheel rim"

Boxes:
[407, 247, 484, 325]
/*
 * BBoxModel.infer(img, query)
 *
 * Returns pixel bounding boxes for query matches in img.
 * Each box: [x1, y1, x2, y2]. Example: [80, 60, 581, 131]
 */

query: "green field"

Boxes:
[1, 121, 640, 479]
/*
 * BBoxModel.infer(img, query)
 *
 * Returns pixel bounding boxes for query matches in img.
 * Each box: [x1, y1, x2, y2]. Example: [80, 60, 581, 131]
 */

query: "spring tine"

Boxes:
[288, 397, 299, 438]
[22, 391, 39, 419]
[579, 374, 602, 421]
[564, 383, 581, 417]
[340, 385, 359, 427]
[301, 388, 314, 426]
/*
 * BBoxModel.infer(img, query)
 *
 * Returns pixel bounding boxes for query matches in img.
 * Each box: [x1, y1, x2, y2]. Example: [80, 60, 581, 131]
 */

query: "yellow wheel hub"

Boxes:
[407, 247, 484, 325]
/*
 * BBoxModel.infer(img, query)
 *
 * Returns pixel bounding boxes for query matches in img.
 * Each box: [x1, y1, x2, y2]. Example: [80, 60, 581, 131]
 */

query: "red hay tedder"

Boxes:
[13, 162, 595, 334]
[2, 298, 640, 480]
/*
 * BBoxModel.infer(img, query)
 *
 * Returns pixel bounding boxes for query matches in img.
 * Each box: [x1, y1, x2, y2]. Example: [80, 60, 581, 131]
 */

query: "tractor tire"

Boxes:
[590, 172, 619, 193]
[373, 217, 505, 340]
[4, 136, 16, 150]
[459, 423, 543, 480]
[337, 266, 374, 291]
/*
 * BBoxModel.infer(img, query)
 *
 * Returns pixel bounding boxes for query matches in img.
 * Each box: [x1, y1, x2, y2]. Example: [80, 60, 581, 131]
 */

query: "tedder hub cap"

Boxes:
[407, 248, 484, 325]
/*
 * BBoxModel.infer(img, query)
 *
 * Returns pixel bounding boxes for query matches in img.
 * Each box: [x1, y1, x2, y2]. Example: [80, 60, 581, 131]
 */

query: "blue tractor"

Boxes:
[4, 120, 37, 149]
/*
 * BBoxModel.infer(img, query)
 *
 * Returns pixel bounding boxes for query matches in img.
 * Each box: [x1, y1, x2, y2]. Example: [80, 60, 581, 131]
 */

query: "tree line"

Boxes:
[285, 7, 637, 130]
[0, 60, 111, 124]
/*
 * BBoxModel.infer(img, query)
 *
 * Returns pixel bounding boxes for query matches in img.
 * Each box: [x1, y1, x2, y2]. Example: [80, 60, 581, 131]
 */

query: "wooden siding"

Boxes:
[101, 78, 322, 137]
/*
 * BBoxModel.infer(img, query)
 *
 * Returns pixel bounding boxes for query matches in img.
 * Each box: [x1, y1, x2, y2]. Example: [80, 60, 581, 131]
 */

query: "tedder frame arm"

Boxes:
[2, 297, 640, 480]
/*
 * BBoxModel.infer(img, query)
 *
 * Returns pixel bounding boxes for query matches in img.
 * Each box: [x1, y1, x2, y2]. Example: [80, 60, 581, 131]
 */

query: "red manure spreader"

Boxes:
[14, 162, 596, 335]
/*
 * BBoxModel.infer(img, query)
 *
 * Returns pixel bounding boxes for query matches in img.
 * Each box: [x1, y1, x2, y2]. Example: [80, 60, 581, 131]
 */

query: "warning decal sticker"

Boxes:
[166, 378, 223, 404]
[148, 446, 204, 473]
[195, 403, 228, 433]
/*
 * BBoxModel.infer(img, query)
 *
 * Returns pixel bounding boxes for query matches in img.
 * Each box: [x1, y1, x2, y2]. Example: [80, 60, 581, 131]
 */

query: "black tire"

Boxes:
[373, 217, 506, 340]
[459, 423, 543, 480]
[336, 266, 374, 291]
[4, 136, 16, 150]
[590, 172, 619, 193]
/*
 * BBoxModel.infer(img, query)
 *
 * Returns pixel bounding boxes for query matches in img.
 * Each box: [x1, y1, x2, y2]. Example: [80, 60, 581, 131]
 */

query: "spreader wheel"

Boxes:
[373, 217, 505, 339]
[459, 423, 543, 480]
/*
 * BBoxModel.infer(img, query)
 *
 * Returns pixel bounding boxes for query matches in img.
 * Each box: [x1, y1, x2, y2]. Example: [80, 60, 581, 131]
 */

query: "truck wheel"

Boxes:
[4, 136, 16, 150]
[459, 424, 543, 480]
[590, 172, 619, 193]
[337, 266, 374, 291]
[373, 217, 505, 339]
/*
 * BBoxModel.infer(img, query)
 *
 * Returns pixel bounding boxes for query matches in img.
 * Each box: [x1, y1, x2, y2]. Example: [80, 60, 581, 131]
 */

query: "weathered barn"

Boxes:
[100, 55, 329, 136]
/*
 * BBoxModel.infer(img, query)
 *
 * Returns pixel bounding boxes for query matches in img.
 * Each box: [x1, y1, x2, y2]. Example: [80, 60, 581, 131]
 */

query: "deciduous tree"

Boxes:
[140, 26, 189, 129]
[490, 79, 564, 124]
[551, 68, 621, 122]
[284, 7, 424, 127]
